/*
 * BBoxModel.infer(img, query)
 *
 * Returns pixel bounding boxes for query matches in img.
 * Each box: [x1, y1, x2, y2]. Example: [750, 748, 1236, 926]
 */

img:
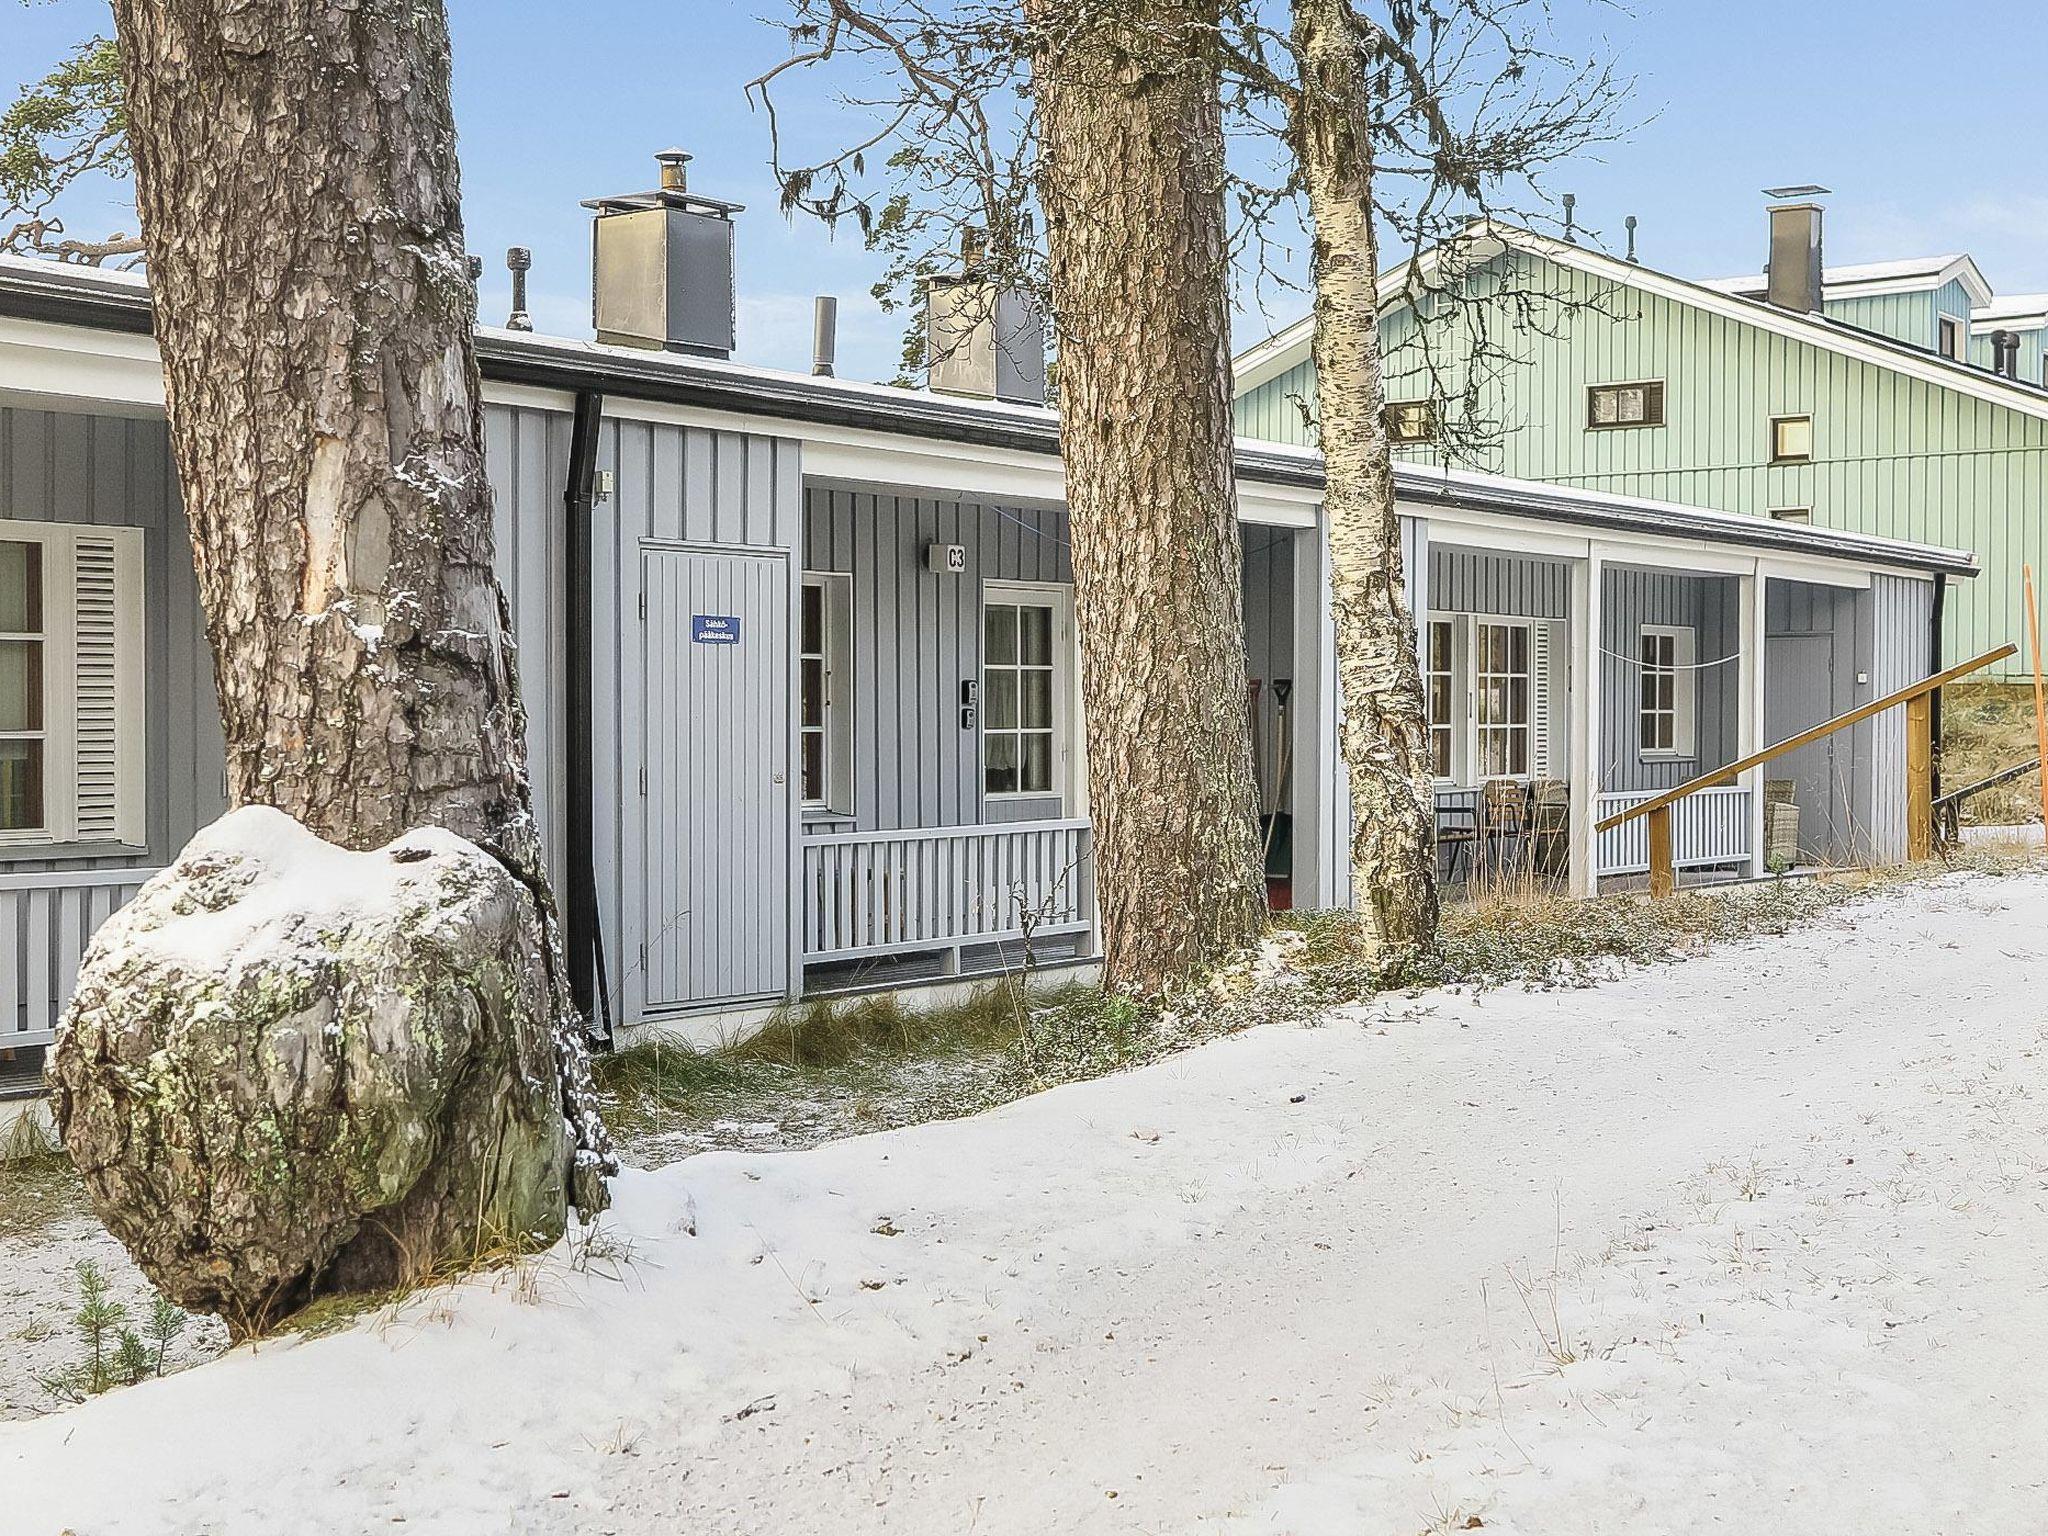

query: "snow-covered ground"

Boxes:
[6, 871, 2048, 1535]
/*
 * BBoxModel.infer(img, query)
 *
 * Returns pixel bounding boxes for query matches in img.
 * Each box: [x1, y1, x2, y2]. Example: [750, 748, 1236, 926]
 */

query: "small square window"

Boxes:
[1769, 507, 1812, 524]
[1771, 415, 1813, 463]
[1383, 399, 1436, 444]
[1587, 381, 1665, 429]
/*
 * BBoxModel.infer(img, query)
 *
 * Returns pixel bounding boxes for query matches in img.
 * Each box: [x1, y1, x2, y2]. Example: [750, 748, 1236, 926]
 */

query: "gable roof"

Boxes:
[1700, 253, 1993, 307]
[1232, 222, 2048, 422]
[1973, 293, 2048, 333]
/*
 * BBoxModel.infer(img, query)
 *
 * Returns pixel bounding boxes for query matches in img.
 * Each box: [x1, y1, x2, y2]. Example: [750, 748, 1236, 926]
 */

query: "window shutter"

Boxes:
[1531, 621, 1552, 776]
[71, 534, 122, 842]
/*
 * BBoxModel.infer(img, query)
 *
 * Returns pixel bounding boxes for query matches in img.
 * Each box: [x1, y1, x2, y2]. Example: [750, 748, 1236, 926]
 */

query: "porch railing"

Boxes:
[1598, 644, 2016, 897]
[801, 819, 1094, 966]
[1596, 788, 1751, 876]
[1, 866, 158, 1049]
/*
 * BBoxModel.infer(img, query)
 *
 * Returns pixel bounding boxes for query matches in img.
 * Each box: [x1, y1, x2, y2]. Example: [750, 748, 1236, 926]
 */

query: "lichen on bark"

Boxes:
[50, 809, 578, 1338]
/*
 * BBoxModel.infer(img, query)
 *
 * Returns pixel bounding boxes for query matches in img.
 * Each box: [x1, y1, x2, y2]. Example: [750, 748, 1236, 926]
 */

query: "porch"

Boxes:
[1410, 528, 1937, 896]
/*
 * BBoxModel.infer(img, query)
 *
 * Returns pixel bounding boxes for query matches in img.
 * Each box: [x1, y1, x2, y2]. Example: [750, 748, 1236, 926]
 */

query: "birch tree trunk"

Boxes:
[106, 0, 611, 1207]
[1022, 0, 1267, 996]
[1289, 0, 1440, 969]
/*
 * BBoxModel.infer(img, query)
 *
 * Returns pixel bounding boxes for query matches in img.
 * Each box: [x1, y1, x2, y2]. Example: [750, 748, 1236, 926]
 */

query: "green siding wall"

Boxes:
[1235, 250, 2048, 670]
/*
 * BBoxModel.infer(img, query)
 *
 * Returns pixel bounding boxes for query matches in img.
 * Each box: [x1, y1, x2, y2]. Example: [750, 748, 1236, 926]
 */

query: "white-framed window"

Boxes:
[1425, 617, 1458, 780]
[1769, 506, 1812, 524]
[1771, 414, 1814, 463]
[0, 522, 144, 847]
[798, 572, 853, 814]
[1638, 624, 1697, 759]
[982, 580, 1074, 802]
[1937, 314, 1963, 360]
[1472, 619, 1533, 778]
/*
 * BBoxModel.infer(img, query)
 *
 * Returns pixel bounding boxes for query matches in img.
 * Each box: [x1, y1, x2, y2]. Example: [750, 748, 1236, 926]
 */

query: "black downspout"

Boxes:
[564, 389, 612, 1041]
[1929, 571, 1947, 808]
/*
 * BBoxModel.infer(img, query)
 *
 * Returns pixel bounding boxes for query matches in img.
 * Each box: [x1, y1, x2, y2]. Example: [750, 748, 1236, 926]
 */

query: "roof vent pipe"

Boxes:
[583, 148, 745, 359]
[812, 295, 838, 378]
[1763, 185, 1830, 314]
[505, 247, 533, 332]
[1624, 214, 1638, 264]
[1561, 193, 1577, 245]
[1993, 328, 2022, 379]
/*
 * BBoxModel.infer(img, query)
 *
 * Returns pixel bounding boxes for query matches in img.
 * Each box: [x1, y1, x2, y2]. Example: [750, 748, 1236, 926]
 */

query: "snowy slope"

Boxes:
[6, 872, 2047, 1535]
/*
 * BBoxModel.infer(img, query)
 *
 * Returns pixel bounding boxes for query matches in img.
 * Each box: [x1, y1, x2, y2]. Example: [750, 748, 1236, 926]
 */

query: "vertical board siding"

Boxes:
[485, 403, 802, 1021]
[1428, 548, 1569, 620]
[1598, 566, 1739, 794]
[0, 405, 223, 874]
[1237, 247, 2048, 670]
[802, 488, 1071, 833]
[1761, 575, 1931, 865]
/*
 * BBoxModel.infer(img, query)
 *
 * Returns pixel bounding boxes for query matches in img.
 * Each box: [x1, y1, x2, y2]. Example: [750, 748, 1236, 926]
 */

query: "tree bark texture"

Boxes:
[1023, 0, 1267, 996]
[106, 0, 610, 1206]
[1289, 0, 1440, 969]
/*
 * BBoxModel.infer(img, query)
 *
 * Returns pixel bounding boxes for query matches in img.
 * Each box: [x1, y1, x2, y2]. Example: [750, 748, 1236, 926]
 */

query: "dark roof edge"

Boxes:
[0, 257, 1972, 576]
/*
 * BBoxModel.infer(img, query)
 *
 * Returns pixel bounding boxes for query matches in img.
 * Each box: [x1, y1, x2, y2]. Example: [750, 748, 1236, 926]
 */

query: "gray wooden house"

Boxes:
[0, 161, 1977, 1069]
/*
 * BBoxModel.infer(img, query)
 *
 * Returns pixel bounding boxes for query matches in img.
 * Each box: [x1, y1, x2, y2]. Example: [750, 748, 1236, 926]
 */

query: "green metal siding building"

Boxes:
[1234, 218, 2048, 670]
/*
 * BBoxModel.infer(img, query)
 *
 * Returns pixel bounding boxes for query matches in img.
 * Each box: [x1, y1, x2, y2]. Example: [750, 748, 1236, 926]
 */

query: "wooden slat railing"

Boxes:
[1, 866, 159, 1048]
[801, 819, 1094, 964]
[1596, 644, 2016, 897]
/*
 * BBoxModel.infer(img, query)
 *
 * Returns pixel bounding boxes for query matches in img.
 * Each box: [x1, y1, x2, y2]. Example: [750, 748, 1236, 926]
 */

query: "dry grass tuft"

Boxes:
[0, 1110, 86, 1242]
[1940, 681, 2044, 826]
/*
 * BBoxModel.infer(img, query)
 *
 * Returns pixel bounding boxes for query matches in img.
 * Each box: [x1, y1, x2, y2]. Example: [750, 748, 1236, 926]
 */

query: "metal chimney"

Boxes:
[1993, 328, 2022, 379]
[505, 247, 533, 332]
[1763, 185, 1830, 314]
[583, 149, 745, 358]
[812, 296, 838, 377]
[925, 228, 1047, 406]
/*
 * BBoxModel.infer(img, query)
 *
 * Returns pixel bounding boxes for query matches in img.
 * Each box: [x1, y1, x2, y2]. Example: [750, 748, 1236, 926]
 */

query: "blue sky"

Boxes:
[12, 1, 2048, 380]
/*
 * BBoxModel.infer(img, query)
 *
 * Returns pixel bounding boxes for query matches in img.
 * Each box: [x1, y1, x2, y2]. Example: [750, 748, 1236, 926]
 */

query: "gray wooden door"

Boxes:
[1765, 632, 1843, 862]
[642, 546, 792, 1009]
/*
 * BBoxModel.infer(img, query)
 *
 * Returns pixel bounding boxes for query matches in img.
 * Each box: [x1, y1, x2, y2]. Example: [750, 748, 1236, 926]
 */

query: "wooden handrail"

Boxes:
[1596, 645, 2015, 833]
[1933, 754, 2041, 813]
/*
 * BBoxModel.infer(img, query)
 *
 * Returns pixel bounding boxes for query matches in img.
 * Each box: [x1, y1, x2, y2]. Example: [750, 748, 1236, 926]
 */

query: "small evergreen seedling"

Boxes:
[38, 1259, 191, 1403]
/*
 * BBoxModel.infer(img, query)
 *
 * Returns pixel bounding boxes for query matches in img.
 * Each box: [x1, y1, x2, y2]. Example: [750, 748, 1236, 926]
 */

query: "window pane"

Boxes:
[800, 729, 825, 802]
[1509, 626, 1528, 672]
[800, 657, 825, 728]
[1020, 733, 1053, 793]
[1591, 389, 1618, 425]
[1431, 730, 1451, 778]
[0, 739, 41, 831]
[985, 604, 1017, 665]
[1775, 417, 1812, 460]
[985, 733, 1018, 794]
[0, 640, 41, 732]
[1618, 386, 1645, 422]
[1429, 675, 1451, 726]
[0, 543, 40, 634]
[1429, 620, 1451, 671]
[986, 669, 1019, 729]
[1019, 605, 1054, 665]
[1509, 732, 1527, 775]
[1021, 669, 1053, 728]
[801, 582, 823, 654]
[1508, 676, 1527, 723]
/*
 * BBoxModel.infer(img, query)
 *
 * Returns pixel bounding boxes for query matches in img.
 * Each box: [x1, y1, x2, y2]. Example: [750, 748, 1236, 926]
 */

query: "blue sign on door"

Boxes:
[691, 614, 742, 645]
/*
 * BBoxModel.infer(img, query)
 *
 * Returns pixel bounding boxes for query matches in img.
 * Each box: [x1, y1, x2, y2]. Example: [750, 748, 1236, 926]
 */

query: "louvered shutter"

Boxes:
[1531, 621, 1552, 777]
[70, 534, 122, 842]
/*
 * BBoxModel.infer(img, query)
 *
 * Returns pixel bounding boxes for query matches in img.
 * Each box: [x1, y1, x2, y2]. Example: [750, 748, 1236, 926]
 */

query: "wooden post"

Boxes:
[1647, 804, 1676, 899]
[2027, 564, 2048, 836]
[1906, 692, 1934, 862]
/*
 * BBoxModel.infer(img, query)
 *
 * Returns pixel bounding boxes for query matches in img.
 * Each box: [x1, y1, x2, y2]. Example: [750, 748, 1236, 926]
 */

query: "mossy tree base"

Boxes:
[49, 809, 576, 1338]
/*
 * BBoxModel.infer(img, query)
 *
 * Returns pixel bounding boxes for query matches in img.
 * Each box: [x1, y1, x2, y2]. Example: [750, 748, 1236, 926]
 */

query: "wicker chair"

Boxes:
[1525, 778, 1570, 877]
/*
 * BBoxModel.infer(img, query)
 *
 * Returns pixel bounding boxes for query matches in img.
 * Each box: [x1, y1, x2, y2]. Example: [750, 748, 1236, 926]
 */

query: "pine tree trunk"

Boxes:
[1023, 0, 1267, 996]
[106, 0, 611, 1207]
[1289, 0, 1440, 969]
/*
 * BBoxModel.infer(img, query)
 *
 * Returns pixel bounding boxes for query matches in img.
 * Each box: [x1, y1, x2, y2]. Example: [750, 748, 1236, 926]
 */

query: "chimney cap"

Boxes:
[506, 245, 532, 272]
[583, 148, 745, 219]
[1763, 183, 1832, 202]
